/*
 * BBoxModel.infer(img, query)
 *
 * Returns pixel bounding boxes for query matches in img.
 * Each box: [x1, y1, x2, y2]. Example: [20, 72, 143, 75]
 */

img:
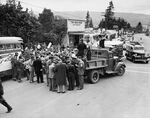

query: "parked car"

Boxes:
[125, 41, 150, 63]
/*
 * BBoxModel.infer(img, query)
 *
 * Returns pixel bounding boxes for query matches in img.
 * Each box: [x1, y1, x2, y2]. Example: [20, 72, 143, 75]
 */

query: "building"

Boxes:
[62, 19, 86, 47]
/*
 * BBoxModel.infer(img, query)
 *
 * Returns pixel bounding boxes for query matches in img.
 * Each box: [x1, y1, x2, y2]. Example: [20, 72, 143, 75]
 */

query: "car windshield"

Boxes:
[134, 47, 144, 50]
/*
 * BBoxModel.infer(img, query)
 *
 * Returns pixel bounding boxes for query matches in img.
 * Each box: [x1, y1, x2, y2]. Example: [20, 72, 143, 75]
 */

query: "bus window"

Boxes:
[0, 45, 3, 50]
[16, 44, 21, 49]
[14, 44, 21, 49]
[6, 44, 11, 49]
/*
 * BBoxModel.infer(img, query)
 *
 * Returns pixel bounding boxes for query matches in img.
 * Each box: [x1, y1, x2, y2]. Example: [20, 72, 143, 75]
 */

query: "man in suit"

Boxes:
[0, 79, 12, 113]
[33, 56, 44, 83]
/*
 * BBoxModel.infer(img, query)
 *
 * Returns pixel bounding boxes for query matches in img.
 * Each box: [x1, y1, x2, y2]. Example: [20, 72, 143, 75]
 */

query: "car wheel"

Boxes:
[89, 70, 100, 84]
[117, 67, 125, 76]
[132, 57, 135, 63]
[145, 61, 149, 64]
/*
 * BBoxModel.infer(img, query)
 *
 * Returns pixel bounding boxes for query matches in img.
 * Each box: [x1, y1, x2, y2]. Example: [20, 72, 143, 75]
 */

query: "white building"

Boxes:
[62, 19, 86, 47]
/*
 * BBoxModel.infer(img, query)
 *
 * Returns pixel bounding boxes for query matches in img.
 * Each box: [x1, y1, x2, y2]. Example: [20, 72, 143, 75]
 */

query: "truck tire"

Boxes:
[89, 70, 100, 84]
[117, 67, 125, 76]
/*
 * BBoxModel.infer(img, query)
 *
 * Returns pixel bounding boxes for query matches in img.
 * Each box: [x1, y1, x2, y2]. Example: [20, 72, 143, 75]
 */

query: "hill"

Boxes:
[54, 11, 150, 27]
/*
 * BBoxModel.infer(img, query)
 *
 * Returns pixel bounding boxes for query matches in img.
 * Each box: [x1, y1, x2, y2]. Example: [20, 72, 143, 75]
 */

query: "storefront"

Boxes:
[63, 19, 85, 47]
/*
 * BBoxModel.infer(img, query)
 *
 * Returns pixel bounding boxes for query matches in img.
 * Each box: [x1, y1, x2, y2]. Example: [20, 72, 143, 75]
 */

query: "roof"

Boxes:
[0, 37, 23, 44]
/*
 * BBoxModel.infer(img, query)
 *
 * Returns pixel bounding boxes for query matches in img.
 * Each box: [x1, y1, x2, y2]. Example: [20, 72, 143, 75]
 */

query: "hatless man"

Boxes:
[77, 38, 87, 58]
[33, 56, 44, 83]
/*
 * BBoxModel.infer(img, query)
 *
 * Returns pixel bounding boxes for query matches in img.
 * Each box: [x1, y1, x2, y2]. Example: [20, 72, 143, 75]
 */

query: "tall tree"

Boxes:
[135, 22, 143, 33]
[0, 1, 41, 44]
[53, 19, 67, 45]
[85, 11, 93, 28]
[99, 1, 114, 29]
[38, 8, 54, 33]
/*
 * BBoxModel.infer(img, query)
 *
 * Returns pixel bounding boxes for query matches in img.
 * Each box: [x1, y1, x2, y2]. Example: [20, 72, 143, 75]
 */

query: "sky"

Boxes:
[1, 0, 150, 15]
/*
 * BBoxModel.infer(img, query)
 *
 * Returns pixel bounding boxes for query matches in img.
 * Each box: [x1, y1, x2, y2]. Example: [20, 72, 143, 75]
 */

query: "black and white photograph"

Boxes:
[0, 0, 150, 118]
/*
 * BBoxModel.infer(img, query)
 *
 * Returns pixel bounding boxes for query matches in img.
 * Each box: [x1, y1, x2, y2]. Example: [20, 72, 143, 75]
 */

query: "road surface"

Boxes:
[0, 33, 150, 118]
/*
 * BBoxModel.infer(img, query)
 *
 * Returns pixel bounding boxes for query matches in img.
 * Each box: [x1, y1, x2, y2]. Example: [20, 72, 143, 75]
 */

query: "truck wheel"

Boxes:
[89, 70, 100, 84]
[117, 67, 125, 76]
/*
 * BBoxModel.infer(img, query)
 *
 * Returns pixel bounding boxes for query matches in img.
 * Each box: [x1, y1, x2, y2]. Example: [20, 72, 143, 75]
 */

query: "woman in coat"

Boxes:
[54, 60, 67, 93]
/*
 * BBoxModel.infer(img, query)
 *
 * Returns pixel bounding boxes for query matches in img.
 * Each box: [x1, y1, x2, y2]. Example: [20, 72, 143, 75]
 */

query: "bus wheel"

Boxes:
[89, 70, 100, 84]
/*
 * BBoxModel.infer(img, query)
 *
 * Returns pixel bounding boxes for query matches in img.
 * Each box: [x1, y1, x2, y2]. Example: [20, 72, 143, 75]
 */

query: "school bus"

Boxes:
[0, 37, 23, 77]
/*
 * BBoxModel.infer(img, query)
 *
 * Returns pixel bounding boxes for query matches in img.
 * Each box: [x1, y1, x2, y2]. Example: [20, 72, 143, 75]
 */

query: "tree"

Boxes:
[38, 8, 54, 33]
[0, 1, 41, 44]
[53, 19, 67, 45]
[135, 22, 143, 33]
[99, 1, 131, 30]
[85, 11, 93, 28]
[99, 1, 114, 29]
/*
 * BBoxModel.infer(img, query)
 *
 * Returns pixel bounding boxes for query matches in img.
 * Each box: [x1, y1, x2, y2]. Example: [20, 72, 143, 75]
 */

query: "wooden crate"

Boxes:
[88, 61, 96, 68]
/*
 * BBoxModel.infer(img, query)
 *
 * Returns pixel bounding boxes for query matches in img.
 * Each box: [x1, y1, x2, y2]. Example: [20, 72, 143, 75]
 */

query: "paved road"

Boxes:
[1, 34, 150, 118]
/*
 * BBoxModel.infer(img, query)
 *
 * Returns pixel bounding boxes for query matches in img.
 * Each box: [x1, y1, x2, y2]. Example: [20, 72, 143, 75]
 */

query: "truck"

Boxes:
[85, 48, 126, 84]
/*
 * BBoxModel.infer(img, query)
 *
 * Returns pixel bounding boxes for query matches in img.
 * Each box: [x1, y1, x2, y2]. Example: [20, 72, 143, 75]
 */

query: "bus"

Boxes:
[0, 37, 23, 78]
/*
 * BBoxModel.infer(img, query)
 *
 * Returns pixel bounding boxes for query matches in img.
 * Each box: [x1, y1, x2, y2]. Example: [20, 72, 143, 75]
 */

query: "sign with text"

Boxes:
[67, 19, 85, 32]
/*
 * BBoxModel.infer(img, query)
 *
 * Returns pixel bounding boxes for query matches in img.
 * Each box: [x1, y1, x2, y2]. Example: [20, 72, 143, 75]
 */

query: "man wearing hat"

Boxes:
[71, 54, 85, 90]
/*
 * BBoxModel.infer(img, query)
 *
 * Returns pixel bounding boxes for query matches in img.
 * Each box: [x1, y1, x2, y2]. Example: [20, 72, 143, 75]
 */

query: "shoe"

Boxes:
[18, 80, 22, 83]
[13, 79, 16, 81]
[77, 87, 83, 90]
[6, 107, 12, 113]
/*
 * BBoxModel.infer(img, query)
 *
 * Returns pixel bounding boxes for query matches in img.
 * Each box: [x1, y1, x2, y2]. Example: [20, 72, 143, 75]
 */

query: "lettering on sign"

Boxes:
[67, 19, 85, 32]
[71, 21, 83, 26]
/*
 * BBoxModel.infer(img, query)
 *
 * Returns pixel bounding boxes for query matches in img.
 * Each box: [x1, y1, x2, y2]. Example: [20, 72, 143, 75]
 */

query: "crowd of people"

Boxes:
[11, 39, 88, 93]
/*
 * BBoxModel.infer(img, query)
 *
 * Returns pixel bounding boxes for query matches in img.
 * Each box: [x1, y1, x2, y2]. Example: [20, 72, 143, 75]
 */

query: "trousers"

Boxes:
[0, 95, 12, 110]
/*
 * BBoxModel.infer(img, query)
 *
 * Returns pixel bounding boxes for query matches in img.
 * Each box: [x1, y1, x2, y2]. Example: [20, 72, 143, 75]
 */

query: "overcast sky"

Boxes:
[2, 0, 150, 14]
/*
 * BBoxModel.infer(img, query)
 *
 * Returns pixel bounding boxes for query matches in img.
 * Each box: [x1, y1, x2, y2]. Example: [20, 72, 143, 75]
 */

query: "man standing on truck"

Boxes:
[77, 38, 87, 58]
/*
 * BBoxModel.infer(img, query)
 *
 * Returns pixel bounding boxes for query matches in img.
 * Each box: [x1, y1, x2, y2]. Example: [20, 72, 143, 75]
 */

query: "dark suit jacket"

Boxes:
[0, 80, 4, 96]
[33, 59, 43, 73]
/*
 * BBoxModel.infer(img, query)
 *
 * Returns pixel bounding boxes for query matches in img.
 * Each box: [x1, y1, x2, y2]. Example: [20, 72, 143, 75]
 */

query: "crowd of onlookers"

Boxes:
[11, 39, 88, 93]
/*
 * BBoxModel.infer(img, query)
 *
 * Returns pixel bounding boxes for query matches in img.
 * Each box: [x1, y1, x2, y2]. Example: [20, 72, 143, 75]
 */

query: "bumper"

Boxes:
[134, 57, 149, 62]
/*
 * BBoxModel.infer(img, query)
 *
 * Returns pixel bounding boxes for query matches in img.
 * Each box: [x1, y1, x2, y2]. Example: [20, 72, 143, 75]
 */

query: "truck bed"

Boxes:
[86, 58, 108, 70]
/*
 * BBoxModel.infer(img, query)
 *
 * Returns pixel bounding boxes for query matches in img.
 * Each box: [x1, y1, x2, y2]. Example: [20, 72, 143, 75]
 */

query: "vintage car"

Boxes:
[85, 48, 126, 84]
[125, 41, 150, 63]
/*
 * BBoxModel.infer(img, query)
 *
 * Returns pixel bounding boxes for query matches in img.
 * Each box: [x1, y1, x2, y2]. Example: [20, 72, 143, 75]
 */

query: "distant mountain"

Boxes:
[54, 11, 150, 27]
